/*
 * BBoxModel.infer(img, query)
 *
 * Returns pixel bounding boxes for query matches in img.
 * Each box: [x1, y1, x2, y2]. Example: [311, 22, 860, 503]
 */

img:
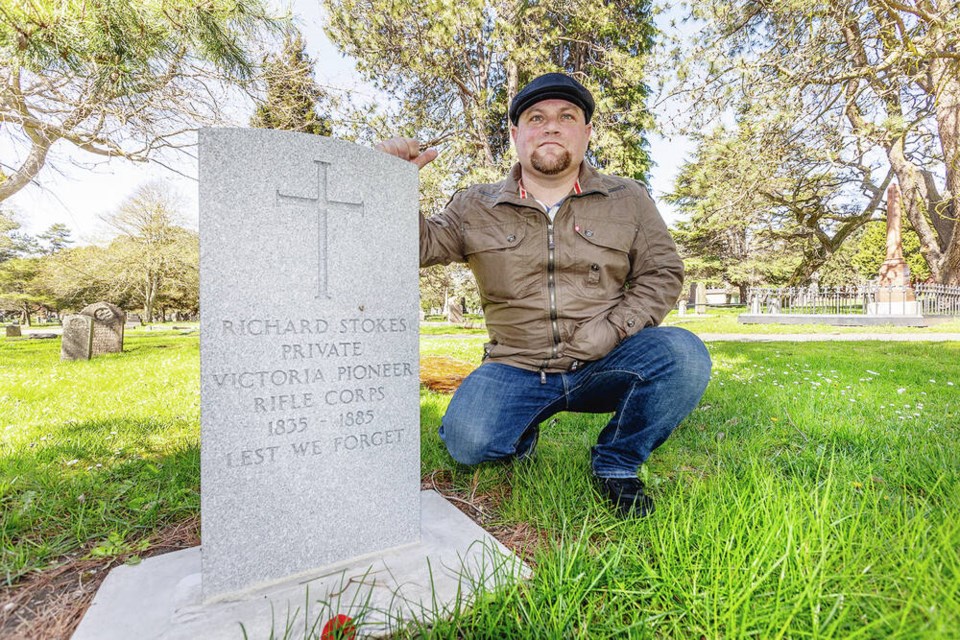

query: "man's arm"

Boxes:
[608, 185, 684, 337]
[566, 185, 683, 362]
[374, 137, 463, 267]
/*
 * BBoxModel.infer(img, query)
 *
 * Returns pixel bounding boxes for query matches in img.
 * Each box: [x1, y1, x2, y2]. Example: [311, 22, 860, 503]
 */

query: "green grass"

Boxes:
[0, 332, 200, 583]
[2, 329, 959, 637]
[417, 341, 960, 638]
[663, 306, 960, 334]
[419, 307, 960, 335]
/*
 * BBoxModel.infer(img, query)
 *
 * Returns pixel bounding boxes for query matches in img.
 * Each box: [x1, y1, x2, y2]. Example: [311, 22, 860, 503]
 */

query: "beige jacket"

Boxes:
[420, 162, 683, 373]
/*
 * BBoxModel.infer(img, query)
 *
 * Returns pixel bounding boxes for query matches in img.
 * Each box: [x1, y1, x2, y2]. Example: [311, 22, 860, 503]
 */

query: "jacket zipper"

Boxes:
[546, 222, 560, 359]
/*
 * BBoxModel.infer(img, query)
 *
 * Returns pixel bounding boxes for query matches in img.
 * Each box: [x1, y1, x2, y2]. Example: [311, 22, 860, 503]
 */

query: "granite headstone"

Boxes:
[199, 129, 423, 600]
[61, 315, 94, 361]
[73, 130, 526, 639]
[695, 282, 707, 315]
[80, 302, 125, 354]
[5, 324, 20, 337]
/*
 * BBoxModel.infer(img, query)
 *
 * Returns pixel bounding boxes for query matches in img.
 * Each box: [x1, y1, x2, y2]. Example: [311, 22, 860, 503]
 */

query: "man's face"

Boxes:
[511, 99, 592, 178]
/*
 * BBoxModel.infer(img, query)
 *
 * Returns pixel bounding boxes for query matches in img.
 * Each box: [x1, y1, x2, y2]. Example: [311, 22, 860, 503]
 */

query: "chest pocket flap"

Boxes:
[463, 223, 526, 254]
[573, 216, 636, 253]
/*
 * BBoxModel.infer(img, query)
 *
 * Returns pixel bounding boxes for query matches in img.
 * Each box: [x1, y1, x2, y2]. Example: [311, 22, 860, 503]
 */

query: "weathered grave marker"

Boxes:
[695, 282, 707, 315]
[61, 315, 94, 361]
[80, 302, 125, 354]
[5, 325, 20, 337]
[446, 301, 464, 324]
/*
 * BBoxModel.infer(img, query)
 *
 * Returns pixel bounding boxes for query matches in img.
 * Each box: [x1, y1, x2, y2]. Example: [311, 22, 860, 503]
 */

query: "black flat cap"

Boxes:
[509, 73, 595, 125]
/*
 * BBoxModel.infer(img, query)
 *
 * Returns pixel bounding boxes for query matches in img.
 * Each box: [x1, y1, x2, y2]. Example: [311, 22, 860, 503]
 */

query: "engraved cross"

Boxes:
[277, 160, 364, 299]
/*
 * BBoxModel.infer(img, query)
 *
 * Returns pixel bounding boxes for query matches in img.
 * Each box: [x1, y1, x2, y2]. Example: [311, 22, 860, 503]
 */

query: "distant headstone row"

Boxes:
[61, 302, 126, 361]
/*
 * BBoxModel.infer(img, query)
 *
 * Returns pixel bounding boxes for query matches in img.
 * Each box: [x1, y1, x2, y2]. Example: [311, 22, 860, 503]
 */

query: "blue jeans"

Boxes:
[439, 327, 711, 478]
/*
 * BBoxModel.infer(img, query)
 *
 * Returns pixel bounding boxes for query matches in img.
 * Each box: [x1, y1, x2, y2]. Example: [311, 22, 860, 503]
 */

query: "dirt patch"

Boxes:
[422, 470, 546, 566]
[420, 356, 477, 393]
[0, 516, 199, 640]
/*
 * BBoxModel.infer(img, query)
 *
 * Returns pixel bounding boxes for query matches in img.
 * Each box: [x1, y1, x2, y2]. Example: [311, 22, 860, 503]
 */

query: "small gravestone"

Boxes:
[74, 130, 525, 640]
[677, 300, 687, 316]
[695, 282, 707, 315]
[80, 302, 125, 354]
[61, 315, 94, 361]
[126, 313, 143, 329]
[5, 325, 20, 337]
[447, 301, 464, 324]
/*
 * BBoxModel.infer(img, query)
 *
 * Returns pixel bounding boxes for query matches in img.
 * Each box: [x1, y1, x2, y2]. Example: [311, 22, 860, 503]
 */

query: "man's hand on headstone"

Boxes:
[375, 138, 438, 170]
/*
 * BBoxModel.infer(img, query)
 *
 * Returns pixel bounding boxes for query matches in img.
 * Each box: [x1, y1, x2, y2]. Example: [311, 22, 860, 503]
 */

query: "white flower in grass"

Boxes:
[948, 382, 955, 386]
[897, 388, 906, 394]
[929, 379, 936, 383]
[866, 370, 880, 376]
[66, 459, 78, 466]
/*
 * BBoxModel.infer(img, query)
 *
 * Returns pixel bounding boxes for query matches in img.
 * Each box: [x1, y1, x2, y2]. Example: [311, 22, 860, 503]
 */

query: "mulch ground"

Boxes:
[0, 516, 200, 640]
[419, 355, 476, 393]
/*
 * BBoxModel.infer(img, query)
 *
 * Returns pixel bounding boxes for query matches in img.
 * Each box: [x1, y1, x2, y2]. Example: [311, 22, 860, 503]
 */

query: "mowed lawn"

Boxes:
[2, 328, 959, 638]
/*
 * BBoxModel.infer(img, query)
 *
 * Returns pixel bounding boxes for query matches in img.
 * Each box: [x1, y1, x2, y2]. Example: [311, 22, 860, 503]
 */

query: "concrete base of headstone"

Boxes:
[72, 491, 528, 640]
[738, 313, 927, 327]
[866, 301, 921, 316]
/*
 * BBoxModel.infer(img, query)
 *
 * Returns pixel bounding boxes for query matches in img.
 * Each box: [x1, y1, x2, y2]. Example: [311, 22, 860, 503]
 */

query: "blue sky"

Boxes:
[5, 1, 694, 243]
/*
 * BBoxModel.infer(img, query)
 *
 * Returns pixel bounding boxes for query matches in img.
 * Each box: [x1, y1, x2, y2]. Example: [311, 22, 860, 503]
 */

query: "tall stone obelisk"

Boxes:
[876, 183, 915, 303]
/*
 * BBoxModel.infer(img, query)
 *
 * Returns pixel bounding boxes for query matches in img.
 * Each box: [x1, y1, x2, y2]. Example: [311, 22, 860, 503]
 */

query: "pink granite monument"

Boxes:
[873, 183, 918, 313]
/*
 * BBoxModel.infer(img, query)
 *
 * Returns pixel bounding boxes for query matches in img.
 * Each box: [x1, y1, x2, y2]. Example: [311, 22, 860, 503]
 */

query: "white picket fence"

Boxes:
[746, 284, 960, 316]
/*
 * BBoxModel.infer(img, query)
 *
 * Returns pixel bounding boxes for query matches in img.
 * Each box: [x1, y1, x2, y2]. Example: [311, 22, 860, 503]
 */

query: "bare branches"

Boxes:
[0, 0, 283, 204]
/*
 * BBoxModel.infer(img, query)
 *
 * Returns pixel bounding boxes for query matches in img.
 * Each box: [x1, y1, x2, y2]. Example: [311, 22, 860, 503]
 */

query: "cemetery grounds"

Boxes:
[1, 313, 958, 638]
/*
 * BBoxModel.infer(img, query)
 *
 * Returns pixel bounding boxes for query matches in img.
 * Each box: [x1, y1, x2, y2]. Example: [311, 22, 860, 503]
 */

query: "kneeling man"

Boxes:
[377, 73, 711, 517]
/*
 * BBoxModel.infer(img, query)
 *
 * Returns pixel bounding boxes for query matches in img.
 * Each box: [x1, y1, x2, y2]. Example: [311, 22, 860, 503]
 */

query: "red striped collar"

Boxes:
[518, 178, 582, 199]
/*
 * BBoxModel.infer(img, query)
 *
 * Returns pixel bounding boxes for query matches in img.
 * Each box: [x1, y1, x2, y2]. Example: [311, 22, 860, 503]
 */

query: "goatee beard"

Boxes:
[531, 148, 572, 175]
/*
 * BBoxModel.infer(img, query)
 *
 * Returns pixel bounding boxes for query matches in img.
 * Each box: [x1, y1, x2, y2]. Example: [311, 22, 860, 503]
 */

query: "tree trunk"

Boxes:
[886, 138, 945, 281]
[931, 64, 960, 284]
[144, 275, 158, 324]
[0, 135, 54, 204]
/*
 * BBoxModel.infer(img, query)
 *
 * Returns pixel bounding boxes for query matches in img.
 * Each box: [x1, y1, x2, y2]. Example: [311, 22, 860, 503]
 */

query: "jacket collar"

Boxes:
[494, 162, 609, 207]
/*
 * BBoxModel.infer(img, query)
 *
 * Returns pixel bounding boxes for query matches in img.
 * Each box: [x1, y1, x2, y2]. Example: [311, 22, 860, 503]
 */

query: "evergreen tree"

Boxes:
[251, 30, 332, 136]
[324, 0, 657, 189]
[0, 0, 282, 203]
[37, 223, 73, 255]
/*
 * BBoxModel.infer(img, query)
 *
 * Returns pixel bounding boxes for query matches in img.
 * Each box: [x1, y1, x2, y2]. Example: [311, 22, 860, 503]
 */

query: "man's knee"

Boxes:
[618, 326, 711, 390]
[439, 415, 501, 465]
[661, 326, 711, 383]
